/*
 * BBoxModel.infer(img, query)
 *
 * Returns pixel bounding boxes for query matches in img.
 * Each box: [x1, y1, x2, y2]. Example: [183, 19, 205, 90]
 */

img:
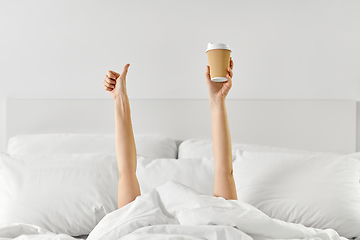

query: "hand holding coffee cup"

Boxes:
[205, 56, 233, 101]
[206, 42, 232, 82]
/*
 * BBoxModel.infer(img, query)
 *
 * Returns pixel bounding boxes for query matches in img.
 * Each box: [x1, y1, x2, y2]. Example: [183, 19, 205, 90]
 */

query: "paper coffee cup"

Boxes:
[206, 43, 232, 82]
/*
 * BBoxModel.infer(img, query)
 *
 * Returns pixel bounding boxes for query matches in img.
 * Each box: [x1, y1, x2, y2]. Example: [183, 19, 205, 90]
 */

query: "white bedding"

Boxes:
[0, 181, 346, 240]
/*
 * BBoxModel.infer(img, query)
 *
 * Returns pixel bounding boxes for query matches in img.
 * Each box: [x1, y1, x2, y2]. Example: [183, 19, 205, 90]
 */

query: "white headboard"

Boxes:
[6, 99, 357, 154]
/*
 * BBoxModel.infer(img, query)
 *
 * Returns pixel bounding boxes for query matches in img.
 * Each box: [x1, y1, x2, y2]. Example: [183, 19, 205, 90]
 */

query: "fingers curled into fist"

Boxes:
[103, 74, 116, 91]
[103, 70, 119, 92]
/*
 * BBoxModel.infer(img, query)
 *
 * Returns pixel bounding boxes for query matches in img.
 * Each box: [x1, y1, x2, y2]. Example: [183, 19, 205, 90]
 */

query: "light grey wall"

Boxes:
[1, 0, 360, 152]
[357, 102, 360, 152]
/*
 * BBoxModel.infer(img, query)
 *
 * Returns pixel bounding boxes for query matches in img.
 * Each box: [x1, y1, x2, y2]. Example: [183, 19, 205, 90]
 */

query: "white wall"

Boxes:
[1, 0, 360, 152]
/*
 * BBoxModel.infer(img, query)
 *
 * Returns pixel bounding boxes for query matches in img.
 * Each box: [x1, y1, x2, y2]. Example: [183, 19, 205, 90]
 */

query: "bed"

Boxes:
[1, 99, 359, 240]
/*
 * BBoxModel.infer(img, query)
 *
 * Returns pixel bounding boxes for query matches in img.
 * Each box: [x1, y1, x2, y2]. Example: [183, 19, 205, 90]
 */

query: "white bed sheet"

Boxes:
[0, 181, 347, 240]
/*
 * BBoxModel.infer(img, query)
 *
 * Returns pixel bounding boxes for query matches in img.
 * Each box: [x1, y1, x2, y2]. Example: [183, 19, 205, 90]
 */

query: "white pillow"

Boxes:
[0, 152, 214, 236]
[7, 134, 177, 159]
[137, 157, 214, 196]
[0, 152, 119, 236]
[233, 150, 360, 239]
[178, 138, 317, 159]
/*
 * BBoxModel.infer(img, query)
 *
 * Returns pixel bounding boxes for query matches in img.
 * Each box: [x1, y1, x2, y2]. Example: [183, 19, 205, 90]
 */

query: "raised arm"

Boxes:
[103, 64, 141, 209]
[205, 58, 237, 200]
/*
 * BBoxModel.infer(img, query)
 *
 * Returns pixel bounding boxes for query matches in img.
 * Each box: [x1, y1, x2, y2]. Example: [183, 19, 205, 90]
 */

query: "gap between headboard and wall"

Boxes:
[6, 99, 358, 154]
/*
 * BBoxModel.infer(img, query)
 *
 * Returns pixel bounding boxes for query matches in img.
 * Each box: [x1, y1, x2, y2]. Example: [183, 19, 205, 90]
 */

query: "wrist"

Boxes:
[209, 97, 226, 109]
[114, 94, 130, 108]
[210, 99, 226, 115]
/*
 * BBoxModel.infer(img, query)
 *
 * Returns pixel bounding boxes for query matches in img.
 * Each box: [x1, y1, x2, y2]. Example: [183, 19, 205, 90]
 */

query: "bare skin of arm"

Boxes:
[206, 58, 237, 200]
[103, 64, 141, 209]
[103, 59, 236, 209]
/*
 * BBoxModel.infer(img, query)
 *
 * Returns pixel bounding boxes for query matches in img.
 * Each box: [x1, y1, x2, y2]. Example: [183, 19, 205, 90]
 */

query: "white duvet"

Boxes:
[0, 181, 346, 240]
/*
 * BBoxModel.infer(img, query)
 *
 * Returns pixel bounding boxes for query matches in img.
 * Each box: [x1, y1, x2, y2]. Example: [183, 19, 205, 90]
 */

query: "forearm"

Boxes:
[210, 98, 232, 174]
[114, 94, 137, 175]
[210, 98, 237, 200]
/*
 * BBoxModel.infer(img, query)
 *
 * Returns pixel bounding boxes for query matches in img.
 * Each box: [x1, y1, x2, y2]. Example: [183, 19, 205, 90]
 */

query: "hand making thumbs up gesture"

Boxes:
[103, 63, 131, 100]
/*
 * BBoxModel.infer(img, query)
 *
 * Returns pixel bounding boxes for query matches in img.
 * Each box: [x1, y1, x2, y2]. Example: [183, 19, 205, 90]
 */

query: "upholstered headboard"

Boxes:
[6, 99, 357, 154]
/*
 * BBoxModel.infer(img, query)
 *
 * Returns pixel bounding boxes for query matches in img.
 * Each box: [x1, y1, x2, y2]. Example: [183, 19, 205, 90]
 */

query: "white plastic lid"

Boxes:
[206, 42, 231, 52]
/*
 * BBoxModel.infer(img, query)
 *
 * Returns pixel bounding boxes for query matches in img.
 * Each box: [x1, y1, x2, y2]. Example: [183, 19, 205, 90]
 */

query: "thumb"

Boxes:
[120, 63, 130, 79]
